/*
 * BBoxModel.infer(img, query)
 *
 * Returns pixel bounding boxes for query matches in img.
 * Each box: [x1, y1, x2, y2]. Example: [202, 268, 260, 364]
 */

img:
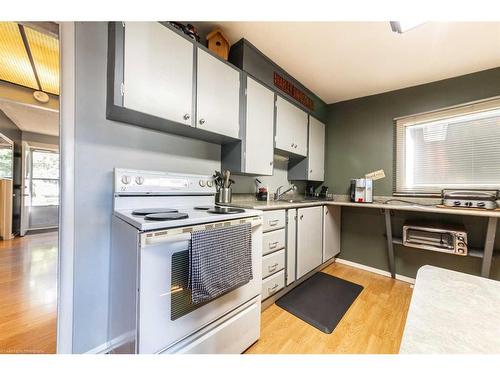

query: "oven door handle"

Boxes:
[141, 216, 262, 247]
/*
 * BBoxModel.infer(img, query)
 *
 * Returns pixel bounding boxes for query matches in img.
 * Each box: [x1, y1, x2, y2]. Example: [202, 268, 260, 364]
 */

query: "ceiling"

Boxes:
[0, 100, 59, 136]
[196, 22, 500, 103]
[0, 22, 59, 95]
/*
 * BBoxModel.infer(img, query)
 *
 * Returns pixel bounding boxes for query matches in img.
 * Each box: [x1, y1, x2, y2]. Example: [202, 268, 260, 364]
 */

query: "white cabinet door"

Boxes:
[308, 117, 325, 181]
[196, 48, 240, 139]
[323, 206, 341, 262]
[296, 206, 323, 279]
[244, 77, 274, 175]
[286, 209, 297, 286]
[123, 22, 193, 126]
[275, 96, 308, 156]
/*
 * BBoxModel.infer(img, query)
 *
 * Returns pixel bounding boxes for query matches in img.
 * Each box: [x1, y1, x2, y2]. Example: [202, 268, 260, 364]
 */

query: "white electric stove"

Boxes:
[109, 168, 263, 354]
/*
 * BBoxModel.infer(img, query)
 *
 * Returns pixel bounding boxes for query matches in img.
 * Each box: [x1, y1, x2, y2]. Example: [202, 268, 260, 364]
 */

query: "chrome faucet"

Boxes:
[274, 184, 297, 201]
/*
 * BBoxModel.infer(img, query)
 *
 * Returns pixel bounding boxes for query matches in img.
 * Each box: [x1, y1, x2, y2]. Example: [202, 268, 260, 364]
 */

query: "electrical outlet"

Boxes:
[365, 169, 386, 181]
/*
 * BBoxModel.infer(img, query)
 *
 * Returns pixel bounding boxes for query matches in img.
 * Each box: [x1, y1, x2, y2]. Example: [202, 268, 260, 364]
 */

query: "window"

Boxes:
[395, 97, 500, 195]
[31, 149, 59, 206]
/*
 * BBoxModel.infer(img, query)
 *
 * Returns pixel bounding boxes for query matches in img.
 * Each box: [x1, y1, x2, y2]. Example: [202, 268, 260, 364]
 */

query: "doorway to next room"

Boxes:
[0, 21, 59, 354]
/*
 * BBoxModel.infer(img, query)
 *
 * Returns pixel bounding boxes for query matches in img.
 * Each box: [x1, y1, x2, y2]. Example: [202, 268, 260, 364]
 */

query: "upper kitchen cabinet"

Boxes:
[222, 75, 274, 175]
[122, 22, 194, 126]
[288, 116, 326, 181]
[275, 96, 308, 157]
[196, 48, 240, 139]
[106, 22, 241, 144]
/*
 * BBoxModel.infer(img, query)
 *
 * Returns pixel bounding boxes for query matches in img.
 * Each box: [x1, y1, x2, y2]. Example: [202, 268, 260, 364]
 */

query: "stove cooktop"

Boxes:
[115, 206, 262, 231]
[132, 208, 179, 216]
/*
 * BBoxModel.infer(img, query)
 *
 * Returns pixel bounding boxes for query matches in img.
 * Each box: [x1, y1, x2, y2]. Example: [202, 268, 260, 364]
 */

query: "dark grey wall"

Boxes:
[325, 67, 500, 281]
[73, 22, 221, 353]
[326, 67, 500, 195]
[0, 110, 22, 233]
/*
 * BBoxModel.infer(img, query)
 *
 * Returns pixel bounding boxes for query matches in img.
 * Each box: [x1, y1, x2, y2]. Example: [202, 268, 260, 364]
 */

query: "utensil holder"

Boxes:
[217, 188, 232, 204]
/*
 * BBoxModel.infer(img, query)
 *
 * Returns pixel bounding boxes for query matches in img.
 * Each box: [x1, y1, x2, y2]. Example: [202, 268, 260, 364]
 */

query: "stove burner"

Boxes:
[206, 206, 245, 214]
[132, 208, 179, 216]
[194, 206, 212, 210]
[144, 212, 189, 221]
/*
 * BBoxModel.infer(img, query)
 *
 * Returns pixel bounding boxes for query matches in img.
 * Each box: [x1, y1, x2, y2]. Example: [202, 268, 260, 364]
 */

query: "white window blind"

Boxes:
[395, 97, 500, 195]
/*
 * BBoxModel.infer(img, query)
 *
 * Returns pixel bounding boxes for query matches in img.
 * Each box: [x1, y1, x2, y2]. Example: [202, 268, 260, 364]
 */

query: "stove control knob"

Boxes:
[477, 202, 485, 208]
[199, 180, 206, 187]
[121, 175, 131, 185]
[457, 248, 465, 254]
[135, 176, 144, 185]
[454, 201, 461, 206]
[207, 180, 214, 187]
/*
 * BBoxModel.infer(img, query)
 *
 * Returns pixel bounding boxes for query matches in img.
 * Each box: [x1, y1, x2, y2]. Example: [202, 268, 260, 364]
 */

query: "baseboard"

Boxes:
[335, 258, 415, 284]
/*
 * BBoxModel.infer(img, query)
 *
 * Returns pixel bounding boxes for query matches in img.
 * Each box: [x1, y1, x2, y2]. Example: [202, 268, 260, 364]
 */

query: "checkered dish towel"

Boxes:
[188, 223, 253, 304]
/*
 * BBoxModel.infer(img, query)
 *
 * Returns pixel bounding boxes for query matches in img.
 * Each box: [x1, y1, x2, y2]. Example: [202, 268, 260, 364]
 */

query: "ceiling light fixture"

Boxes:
[33, 90, 49, 103]
[390, 21, 426, 34]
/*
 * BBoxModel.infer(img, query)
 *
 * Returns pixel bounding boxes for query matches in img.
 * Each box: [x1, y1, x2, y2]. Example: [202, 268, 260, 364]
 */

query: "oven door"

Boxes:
[138, 216, 262, 354]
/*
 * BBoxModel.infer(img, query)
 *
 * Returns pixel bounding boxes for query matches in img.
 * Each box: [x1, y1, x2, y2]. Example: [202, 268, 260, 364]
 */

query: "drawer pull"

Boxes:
[268, 263, 279, 272]
[268, 283, 279, 293]
[268, 241, 279, 249]
[268, 219, 279, 226]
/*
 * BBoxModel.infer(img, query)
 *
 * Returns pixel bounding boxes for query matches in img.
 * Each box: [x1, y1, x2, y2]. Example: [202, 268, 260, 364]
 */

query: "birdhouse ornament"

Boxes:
[206, 29, 230, 60]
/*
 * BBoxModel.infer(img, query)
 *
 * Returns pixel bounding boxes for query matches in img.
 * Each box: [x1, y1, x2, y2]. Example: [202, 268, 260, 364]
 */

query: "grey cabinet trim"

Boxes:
[106, 22, 241, 145]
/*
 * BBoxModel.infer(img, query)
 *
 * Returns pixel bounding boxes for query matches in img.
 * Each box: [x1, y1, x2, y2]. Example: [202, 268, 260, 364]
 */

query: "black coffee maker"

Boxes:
[319, 186, 329, 199]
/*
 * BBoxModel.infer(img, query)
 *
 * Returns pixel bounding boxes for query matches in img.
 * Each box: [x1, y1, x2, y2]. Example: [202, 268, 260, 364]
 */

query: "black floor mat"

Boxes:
[275, 272, 363, 334]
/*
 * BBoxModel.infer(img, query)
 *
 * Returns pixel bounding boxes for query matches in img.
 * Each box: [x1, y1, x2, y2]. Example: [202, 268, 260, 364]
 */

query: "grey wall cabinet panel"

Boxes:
[323, 205, 341, 261]
[275, 95, 308, 157]
[286, 209, 297, 285]
[244, 77, 274, 175]
[289, 116, 325, 181]
[222, 75, 274, 175]
[296, 206, 323, 279]
[196, 48, 240, 139]
[123, 22, 193, 126]
[308, 117, 325, 181]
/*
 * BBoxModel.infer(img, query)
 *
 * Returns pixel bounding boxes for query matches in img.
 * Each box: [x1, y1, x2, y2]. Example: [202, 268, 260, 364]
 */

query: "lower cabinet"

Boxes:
[261, 210, 286, 300]
[323, 206, 341, 262]
[296, 206, 323, 279]
[260, 205, 341, 302]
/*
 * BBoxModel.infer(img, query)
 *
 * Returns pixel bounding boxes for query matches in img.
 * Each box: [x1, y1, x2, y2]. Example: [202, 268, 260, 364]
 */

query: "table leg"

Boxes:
[481, 217, 497, 278]
[384, 209, 396, 278]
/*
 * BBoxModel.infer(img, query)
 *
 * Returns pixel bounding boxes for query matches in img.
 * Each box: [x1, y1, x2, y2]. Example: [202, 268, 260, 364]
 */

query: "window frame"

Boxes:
[30, 147, 60, 207]
[394, 96, 500, 197]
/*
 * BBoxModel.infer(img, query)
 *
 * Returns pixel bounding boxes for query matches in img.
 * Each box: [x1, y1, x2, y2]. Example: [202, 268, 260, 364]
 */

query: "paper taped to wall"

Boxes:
[365, 169, 386, 181]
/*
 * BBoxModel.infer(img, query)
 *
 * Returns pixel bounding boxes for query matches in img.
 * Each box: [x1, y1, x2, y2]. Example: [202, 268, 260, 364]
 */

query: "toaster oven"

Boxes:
[402, 221, 468, 256]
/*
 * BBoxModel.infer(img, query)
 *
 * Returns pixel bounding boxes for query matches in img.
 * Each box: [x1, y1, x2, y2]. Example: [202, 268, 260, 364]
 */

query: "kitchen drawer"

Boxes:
[261, 270, 285, 300]
[262, 228, 285, 255]
[263, 210, 286, 232]
[262, 249, 285, 279]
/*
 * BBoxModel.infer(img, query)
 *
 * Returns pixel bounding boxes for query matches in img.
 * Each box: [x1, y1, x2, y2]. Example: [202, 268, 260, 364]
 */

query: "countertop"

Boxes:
[223, 195, 500, 218]
[399, 265, 500, 353]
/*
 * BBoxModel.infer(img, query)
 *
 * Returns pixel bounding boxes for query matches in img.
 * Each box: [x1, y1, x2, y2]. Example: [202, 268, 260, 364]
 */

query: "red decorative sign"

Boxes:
[273, 72, 314, 111]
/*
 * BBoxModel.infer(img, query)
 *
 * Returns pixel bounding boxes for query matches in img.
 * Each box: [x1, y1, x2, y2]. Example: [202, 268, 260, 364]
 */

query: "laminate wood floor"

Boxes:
[0, 231, 58, 354]
[246, 262, 413, 354]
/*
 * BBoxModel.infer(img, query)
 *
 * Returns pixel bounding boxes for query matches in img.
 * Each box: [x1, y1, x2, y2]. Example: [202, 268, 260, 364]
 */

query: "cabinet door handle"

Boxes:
[300, 214, 303, 220]
[268, 283, 279, 293]
[268, 241, 279, 249]
[268, 219, 279, 226]
[309, 169, 313, 173]
[294, 144, 298, 149]
[199, 118, 206, 125]
[183, 113, 191, 120]
[325, 210, 329, 215]
[268, 263, 279, 272]
[269, 161, 273, 166]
